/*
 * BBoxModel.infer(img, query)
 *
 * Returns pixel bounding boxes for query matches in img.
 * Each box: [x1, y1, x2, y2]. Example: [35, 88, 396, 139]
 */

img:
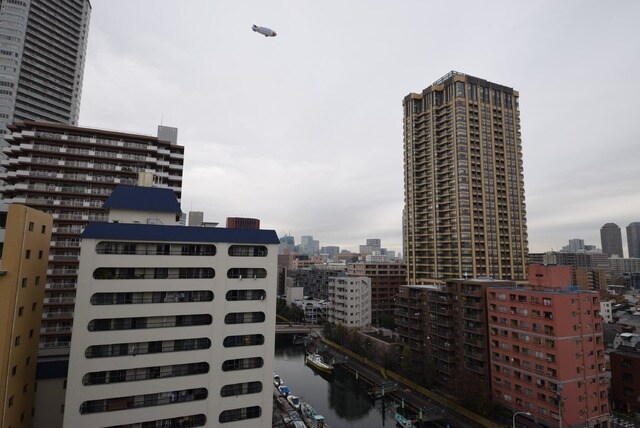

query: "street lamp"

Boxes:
[512, 411, 531, 428]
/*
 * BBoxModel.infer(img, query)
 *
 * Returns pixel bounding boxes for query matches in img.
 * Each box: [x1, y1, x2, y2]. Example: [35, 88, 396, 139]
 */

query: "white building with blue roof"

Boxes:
[63, 185, 279, 427]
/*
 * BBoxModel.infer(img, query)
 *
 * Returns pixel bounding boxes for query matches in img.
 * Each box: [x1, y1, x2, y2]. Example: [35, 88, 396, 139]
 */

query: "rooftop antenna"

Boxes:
[160, 113, 164, 125]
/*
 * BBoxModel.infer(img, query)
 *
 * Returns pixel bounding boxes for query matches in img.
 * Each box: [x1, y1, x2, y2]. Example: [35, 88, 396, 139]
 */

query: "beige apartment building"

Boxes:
[403, 71, 528, 283]
[0, 204, 52, 428]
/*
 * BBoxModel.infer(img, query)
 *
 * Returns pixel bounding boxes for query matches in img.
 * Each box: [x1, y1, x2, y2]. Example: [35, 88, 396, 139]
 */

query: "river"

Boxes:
[274, 339, 398, 428]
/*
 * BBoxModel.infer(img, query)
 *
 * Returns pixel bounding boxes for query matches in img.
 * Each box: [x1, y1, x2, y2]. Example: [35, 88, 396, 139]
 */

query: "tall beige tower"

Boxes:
[403, 71, 528, 283]
[0, 204, 52, 428]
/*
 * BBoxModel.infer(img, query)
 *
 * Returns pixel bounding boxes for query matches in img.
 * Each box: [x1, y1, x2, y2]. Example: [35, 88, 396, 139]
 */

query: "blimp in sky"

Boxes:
[252, 24, 277, 37]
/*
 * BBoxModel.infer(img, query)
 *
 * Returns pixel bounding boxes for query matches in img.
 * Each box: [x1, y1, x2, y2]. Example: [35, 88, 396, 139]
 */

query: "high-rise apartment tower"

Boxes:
[0, 121, 184, 354]
[403, 71, 528, 283]
[626, 222, 640, 259]
[0, 0, 91, 140]
[600, 222, 623, 258]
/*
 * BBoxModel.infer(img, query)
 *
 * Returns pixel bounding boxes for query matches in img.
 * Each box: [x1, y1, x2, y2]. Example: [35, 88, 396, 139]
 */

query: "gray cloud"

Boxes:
[79, 0, 640, 255]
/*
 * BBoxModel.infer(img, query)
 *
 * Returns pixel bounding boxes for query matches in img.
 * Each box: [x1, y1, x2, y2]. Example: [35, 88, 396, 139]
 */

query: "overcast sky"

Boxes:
[79, 1, 640, 256]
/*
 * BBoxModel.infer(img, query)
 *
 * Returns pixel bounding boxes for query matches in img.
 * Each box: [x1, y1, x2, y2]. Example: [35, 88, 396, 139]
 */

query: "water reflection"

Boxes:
[274, 340, 396, 427]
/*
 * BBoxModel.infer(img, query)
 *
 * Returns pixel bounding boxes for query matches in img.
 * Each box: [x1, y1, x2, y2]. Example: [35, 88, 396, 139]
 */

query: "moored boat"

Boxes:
[274, 373, 284, 387]
[278, 385, 290, 396]
[305, 353, 334, 374]
[287, 394, 301, 410]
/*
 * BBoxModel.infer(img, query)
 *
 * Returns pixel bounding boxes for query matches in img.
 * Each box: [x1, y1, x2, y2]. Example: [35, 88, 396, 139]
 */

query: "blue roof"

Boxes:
[103, 185, 182, 213]
[82, 222, 280, 245]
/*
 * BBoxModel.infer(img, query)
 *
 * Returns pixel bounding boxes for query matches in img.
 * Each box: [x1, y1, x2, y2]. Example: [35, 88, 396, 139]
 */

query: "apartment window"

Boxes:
[221, 357, 264, 372]
[220, 381, 263, 397]
[41, 225, 46, 234]
[103, 415, 207, 428]
[28, 222, 34, 231]
[228, 245, 267, 257]
[90, 290, 213, 305]
[225, 289, 266, 301]
[80, 388, 208, 414]
[219, 406, 261, 424]
[21, 278, 27, 288]
[223, 334, 265, 348]
[38, 250, 43, 259]
[25, 249, 30, 259]
[86, 338, 211, 358]
[31, 302, 36, 311]
[82, 362, 209, 385]
[227, 268, 267, 279]
[224, 312, 265, 324]
[29, 329, 33, 338]
[18, 306, 23, 316]
[26, 357, 30, 365]
[8, 395, 14, 407]
[34, 276, 40, 285]
[22, 384, 27, 394]
[11, 365, 17, 376]
[14, 336, 20, 346]
[88, 314, 212, 331]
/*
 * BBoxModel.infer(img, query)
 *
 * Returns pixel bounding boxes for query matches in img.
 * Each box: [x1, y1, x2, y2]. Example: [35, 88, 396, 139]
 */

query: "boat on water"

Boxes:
[273, 373, 284, 387]
[305, 353, 334, 374]
[395, 412, 416, 428]
[278, 385, 290, 396]
[287, 394, 301, 410]
[299, 402, 328, 428]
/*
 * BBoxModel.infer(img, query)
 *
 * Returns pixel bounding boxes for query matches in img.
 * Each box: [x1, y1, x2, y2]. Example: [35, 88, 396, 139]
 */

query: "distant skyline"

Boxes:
[79, 1, 640, 256]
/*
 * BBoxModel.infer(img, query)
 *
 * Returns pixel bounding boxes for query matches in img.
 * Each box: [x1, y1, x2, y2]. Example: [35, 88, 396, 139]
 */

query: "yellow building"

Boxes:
[0, 204, 52, 428]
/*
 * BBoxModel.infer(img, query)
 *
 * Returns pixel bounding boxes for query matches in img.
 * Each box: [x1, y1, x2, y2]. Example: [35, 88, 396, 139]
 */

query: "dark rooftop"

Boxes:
[82, 222, 280, 245]
[103, 185, 182, 214]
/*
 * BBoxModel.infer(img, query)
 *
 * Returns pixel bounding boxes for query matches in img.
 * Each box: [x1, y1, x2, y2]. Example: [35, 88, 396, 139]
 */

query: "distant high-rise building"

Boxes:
[300, 235, 319, 255]
[403, 71, 528, 283]
[626, 222, 640, 259]
[0, 0, 91, 148]
[601, 223, 623, 258]
[278, 235, 295, 254]
[566, 238, 585, 251]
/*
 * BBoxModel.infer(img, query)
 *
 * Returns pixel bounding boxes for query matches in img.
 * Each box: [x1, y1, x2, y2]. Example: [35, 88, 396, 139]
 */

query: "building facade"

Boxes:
[610, 347, 640, 419]
[0, 0, 91, 146]
[327, 276, 371, 328]
[396, 278, 512, 405]
[0, 121, 184, 354]
[0, 204, 52, 428]
[403, 71, 528, 283]
[63, 185, 279, 427]
[347, 262, 405, 324]
[487, 286, 609, 428]
[626, 222, 640, 259]
[600, 223, 623, 258]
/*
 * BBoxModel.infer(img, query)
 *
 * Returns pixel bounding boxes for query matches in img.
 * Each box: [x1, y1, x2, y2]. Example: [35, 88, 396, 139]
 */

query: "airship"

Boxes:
[252, 24, 277, 37]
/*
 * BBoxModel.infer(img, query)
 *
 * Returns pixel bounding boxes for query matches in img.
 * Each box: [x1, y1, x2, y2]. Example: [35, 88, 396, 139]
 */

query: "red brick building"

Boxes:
[487, 285, 609, 428]
[610, 347, 640, 419]
[347, 262, 405, 323]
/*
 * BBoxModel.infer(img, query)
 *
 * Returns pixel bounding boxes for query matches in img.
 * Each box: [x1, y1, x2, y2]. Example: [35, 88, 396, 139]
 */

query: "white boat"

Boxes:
[273, 374, 284, 387]
[287, 394, 301, 410]
[306, 353, 334, 374]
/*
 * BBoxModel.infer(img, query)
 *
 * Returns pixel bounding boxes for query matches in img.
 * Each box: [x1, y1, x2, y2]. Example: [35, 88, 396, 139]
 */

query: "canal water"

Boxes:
[274, 340, 398, 428]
